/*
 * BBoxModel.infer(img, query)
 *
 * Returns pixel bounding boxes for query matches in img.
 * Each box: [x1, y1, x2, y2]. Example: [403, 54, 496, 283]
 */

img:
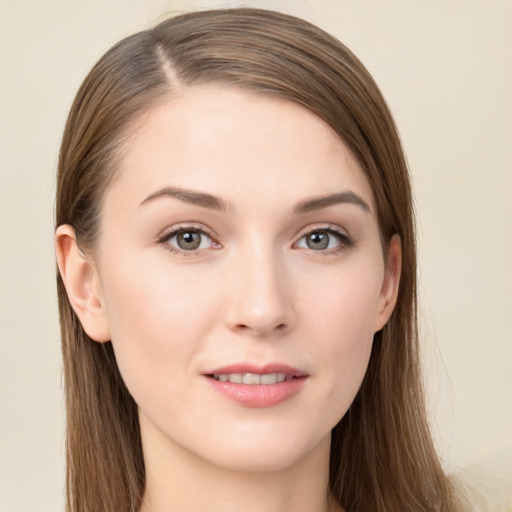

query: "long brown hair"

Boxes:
[56, 8, 460, 511]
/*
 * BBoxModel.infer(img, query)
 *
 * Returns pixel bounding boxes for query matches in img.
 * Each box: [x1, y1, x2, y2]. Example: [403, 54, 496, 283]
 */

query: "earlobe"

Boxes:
[55, 225, 111, 342]
[374, 234, 402, 333]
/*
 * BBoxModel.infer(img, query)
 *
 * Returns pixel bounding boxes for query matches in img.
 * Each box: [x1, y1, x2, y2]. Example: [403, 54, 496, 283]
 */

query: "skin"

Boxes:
[56, 86, 401, 512]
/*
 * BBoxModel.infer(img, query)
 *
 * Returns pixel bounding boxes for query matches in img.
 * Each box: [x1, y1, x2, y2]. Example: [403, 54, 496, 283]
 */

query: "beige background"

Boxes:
[1, 0, 511, 510]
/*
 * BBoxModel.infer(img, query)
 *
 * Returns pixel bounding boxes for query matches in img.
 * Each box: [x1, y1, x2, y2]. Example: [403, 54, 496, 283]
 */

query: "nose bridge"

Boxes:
[226, 235, 294, 336]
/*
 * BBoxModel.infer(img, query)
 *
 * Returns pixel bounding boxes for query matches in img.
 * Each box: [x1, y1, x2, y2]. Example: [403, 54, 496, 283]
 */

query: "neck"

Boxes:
[138, 417, 342, 512]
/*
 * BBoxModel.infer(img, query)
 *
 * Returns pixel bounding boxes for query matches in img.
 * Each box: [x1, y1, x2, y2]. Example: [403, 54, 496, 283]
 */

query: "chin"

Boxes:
[192, 426, 331, 473]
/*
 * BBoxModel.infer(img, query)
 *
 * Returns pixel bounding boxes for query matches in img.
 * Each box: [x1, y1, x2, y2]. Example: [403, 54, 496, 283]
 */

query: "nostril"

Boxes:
[232, 321, 289, 336]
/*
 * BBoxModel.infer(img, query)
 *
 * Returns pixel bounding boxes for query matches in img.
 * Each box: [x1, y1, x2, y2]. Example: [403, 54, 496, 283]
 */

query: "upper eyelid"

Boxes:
[158, 223, 216, 241]
[294, 223, 349, 239]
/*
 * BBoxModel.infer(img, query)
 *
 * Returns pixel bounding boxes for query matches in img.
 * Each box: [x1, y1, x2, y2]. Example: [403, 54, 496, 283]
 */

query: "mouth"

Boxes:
[208, 372, 300, 385]
[203, 364, 308, 407]
[204, 363, 308, 383]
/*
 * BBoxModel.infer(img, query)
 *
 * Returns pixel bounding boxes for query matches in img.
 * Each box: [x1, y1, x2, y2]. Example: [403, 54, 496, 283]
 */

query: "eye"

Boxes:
[295, 228, 352, 252]
[161, 228, 216, 253]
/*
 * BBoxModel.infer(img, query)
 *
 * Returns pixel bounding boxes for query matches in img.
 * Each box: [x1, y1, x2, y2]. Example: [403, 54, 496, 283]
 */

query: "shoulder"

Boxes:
[449, 450, 512, 512]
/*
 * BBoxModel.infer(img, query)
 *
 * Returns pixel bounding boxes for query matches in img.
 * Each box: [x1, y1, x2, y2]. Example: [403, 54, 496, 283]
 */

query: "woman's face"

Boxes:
[90, 86, 399, 472]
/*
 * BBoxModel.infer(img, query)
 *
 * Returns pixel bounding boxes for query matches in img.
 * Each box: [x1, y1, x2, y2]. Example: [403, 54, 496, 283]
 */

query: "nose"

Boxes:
[225, 243, 295, 338]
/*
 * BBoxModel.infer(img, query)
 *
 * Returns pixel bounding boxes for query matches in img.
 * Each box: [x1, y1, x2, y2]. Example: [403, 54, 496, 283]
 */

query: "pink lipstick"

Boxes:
[202, 364, 308, 407]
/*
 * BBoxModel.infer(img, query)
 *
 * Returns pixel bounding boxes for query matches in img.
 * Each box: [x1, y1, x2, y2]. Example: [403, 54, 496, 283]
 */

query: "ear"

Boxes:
[374, 234, 402, 333]
[55, 225, 111, 342]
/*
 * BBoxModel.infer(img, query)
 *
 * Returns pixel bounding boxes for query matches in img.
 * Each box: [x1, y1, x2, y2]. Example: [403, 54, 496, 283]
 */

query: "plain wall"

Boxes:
[1, 0, 511, 510]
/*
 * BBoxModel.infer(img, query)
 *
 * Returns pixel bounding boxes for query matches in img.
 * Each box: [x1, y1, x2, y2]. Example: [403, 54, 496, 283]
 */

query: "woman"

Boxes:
[55, 8, 461, 512]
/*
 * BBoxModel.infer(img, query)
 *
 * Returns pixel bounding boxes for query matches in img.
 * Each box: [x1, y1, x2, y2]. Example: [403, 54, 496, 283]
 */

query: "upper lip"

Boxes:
[204, 363, 308, 377]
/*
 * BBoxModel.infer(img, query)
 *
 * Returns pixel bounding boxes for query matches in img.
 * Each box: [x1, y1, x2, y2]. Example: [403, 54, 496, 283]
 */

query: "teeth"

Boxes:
[260, 373, 277, 384]
[243, 373, 261, 384]
[212, 372, 292, 385]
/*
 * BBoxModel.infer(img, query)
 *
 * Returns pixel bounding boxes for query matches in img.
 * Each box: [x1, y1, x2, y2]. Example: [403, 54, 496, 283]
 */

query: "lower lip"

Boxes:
[204, 376, 307, 407]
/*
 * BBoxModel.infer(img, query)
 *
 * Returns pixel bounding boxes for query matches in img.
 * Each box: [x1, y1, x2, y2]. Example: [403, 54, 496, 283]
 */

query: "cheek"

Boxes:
[302, 260, 383, 418]
[304, 256, 383, 346]
[99, 253, 222, 404]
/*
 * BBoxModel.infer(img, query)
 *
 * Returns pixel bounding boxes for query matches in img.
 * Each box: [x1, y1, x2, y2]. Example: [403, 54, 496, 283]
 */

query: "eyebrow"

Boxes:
[140, 186, 230, 212]
[293, 191, 371, 214]
[140, 186, 370, 215]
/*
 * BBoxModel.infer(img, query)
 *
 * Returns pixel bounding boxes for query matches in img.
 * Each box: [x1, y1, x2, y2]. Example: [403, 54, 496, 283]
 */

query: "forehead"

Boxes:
[105, 85, 375, 214]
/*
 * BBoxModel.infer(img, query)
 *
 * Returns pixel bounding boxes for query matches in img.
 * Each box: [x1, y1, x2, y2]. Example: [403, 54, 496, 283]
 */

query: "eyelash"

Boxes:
[158, 224, 354, 256]
[158, 225, 220, 257]
[294, 225, 354, 254]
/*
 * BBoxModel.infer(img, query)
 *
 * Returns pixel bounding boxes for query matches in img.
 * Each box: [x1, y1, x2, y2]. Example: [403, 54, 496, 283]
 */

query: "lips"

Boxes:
[203, 364, 308, 407]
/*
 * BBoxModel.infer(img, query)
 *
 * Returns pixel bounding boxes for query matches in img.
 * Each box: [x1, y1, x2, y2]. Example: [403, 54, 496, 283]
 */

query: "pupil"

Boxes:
[307, 231, 329, 250]
[177, 231, 201, 250]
